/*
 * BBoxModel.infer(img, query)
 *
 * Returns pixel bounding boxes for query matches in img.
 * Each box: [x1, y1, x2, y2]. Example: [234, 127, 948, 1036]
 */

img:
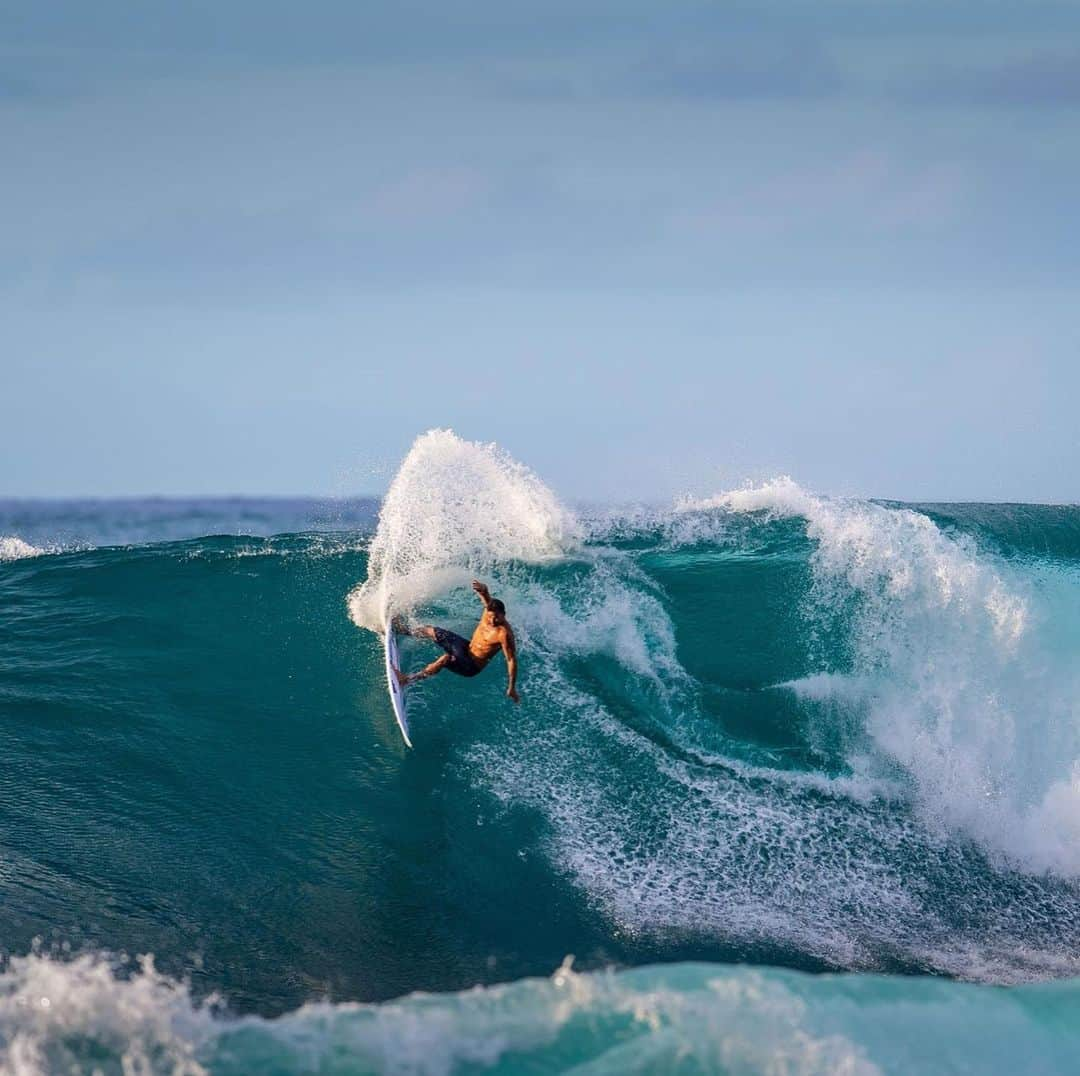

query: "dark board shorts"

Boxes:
[433, 627, 483, 677]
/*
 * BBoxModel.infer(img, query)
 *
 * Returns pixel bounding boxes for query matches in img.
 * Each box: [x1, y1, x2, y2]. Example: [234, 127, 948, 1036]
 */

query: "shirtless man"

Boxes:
[395, 580, 519, 703]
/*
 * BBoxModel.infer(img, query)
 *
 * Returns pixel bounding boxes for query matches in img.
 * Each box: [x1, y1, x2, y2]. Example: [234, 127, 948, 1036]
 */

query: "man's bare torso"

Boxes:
[469, 620, 512, 668]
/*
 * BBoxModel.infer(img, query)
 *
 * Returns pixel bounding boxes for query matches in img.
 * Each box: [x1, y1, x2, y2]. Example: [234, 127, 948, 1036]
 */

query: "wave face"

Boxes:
[2, 432, 1080, 1069]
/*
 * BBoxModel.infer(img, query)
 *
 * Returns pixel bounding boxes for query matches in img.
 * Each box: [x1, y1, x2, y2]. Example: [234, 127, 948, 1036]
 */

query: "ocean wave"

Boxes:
[330, 437, 1080, 985]
[3, 952, 1080, 1075]
[4, 439, 1080, 1038]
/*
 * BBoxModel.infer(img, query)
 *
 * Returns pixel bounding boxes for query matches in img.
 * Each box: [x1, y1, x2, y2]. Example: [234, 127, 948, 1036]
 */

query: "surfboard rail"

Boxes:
[383, 616, 412, 748]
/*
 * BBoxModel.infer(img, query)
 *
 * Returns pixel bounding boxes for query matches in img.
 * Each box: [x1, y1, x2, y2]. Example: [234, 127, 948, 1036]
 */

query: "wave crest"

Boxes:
[692, 478, 1080, 876]
[0, 536, 45, 561]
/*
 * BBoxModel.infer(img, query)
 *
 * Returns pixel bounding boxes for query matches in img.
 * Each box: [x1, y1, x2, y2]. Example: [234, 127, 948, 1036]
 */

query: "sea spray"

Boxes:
[347, 430, 579, 630]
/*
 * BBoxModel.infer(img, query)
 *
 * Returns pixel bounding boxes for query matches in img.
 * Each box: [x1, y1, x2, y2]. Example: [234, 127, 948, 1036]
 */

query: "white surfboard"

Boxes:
[383, 616, 412, 748]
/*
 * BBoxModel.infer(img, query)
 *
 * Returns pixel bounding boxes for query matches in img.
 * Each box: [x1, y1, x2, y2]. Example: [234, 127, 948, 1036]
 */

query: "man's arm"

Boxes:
[503, 628, 519, 703]
[468, 579, 494, 604]
[472, 579, 495, 610]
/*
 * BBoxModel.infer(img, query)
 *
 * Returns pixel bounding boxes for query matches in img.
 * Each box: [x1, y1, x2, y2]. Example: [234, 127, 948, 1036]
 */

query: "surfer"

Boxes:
[395, 580, 520, 703]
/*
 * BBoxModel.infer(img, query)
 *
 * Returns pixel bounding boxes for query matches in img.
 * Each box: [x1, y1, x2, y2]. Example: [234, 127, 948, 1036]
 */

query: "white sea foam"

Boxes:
[0, 537, 45, 562]
[0, 953, 215, 1075]
[689, 479, 1080, 877]
[472, 698, 939, 977]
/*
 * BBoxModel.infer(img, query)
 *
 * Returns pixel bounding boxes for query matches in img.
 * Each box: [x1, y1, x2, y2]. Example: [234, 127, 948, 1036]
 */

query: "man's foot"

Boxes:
[390, 615, 409, 635]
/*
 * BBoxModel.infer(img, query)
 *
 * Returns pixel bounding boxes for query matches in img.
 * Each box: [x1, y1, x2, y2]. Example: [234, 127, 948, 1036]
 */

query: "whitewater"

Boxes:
[2, 429, 1079, 1073]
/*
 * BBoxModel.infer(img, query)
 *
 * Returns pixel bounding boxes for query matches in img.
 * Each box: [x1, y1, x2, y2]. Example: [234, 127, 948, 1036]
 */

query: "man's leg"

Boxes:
[398, 652, 450, 686]
[395, 624, 465, 686]
[394, 620, 438, 643]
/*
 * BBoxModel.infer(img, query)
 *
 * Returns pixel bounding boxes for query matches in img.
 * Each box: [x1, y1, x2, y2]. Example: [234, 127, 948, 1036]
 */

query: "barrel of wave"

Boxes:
[347, 429, 581, 631]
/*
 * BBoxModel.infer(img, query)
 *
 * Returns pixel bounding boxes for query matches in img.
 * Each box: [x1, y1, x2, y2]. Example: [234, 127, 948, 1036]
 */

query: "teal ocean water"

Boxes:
[2, 430, 1080, 1073]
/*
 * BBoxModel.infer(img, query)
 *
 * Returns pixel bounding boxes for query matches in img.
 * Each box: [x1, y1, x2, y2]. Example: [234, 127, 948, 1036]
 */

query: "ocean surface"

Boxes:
[2, 429, 1079, 1073]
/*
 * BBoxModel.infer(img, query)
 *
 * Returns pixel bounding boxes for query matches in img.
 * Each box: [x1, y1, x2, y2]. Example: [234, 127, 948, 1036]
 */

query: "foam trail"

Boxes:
[688, 478, 1080, 875]
[348, 429, 579, 630]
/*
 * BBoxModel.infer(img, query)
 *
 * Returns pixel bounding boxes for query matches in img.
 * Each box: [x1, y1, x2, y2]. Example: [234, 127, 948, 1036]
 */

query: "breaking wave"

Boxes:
[4, 952, 1080, 1075]
[3, 432, 1080, 1072]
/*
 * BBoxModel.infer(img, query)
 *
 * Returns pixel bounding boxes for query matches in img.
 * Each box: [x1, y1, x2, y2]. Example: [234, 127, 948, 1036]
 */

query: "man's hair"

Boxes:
[490, 598, 506, 616]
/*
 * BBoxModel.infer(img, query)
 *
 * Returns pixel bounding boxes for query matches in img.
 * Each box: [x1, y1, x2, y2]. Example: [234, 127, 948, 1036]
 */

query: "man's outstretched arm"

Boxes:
[503, 629, 519, 703]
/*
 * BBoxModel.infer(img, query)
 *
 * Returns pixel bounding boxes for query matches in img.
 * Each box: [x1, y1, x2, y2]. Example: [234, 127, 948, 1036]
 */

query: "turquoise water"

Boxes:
[2, 431, 1080, 1072]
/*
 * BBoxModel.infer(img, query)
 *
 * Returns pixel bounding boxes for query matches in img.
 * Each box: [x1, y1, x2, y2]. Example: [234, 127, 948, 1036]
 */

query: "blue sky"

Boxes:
[3, 2, 1078, 501]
